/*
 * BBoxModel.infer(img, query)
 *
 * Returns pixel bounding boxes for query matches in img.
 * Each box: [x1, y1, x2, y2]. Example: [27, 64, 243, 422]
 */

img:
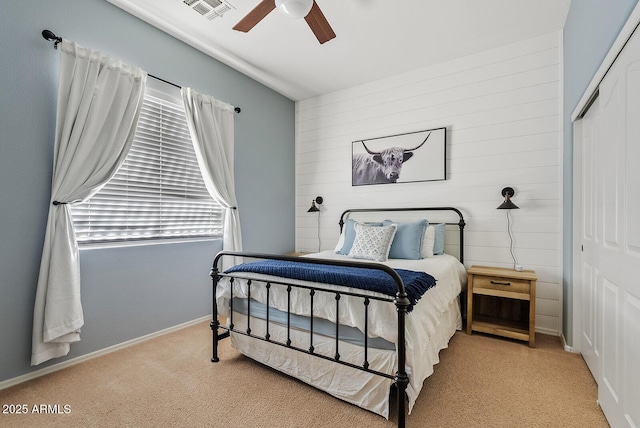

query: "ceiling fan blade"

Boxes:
[304, 1, 336, 44]
[233, 0, 276, 33]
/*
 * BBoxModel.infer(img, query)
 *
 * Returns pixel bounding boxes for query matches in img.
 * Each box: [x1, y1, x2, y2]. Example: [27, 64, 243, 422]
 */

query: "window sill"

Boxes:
[78, 236, 222, 250]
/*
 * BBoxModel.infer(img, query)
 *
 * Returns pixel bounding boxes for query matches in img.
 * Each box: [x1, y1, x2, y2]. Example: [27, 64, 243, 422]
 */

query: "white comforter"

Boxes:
[216, 251, 467, 417]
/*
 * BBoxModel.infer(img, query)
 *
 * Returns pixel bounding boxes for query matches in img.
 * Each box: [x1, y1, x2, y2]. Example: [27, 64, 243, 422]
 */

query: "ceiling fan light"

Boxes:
[275, 0, 313, 19]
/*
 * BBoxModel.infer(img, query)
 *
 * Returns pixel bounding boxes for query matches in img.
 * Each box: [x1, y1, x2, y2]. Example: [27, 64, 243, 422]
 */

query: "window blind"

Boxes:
[71, 90, 223, 244]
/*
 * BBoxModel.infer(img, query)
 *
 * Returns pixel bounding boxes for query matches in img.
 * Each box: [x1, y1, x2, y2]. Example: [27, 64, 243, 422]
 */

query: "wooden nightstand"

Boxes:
[466, 265, 537, 347]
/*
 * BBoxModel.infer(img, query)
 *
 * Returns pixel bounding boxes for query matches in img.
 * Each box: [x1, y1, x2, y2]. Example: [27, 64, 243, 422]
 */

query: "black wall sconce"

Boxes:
[497, 187, 521, 270]
[497, 187, 519, 210]
[307, 196, 323, 252]
[307, 196, 323, 212]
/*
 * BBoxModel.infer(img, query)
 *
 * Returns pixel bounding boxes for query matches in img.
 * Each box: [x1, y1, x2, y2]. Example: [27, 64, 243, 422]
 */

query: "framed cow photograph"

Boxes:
[351, 127, 446, 186]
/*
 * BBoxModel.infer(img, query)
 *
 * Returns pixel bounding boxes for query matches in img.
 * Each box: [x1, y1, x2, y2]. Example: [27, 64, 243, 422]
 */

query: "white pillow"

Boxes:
[348, 223, 397, 262]
[421, 225, 435, 258]
[334, 230, 345, 253]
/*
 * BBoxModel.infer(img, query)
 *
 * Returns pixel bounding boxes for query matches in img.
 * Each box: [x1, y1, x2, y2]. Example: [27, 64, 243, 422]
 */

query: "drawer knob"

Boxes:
[490, 280, 511, 286]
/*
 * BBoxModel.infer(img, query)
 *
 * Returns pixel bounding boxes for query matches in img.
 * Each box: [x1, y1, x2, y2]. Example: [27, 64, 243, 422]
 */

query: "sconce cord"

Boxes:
[507, 210, 518, 269]
[316, 212, 321, 253]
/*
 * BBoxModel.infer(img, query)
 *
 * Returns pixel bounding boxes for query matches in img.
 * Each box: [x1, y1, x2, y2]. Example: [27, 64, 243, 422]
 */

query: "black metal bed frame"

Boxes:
[210, 207, 465, 427]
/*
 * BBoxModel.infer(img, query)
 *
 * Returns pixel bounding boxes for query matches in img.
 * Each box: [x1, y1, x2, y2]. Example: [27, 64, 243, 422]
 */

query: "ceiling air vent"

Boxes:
[181, 0, 234, 20]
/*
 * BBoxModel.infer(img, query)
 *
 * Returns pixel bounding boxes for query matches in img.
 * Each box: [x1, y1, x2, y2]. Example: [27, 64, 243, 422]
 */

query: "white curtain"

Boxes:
[32, 40, 146, 365]
[181, 87, 242, 271]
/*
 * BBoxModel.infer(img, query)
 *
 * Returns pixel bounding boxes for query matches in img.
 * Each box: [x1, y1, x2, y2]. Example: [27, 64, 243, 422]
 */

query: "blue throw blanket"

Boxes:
[224, 260, 436, 311]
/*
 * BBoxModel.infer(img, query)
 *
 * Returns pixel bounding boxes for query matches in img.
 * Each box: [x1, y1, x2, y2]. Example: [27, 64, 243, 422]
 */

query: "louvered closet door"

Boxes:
[593, 24, 640, 428]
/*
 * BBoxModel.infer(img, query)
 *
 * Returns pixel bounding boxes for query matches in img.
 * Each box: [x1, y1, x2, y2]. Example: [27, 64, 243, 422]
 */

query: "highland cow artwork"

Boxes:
[352, 127, 446, 186]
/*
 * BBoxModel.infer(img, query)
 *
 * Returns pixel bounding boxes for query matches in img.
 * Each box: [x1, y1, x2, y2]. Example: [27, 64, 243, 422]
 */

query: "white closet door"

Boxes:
[576, 97, 600, 382]
[595, 24, 640, 428]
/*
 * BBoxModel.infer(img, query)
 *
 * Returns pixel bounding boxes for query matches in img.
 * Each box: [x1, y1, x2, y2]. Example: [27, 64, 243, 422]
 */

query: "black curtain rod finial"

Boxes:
[42, 29, 62, 49]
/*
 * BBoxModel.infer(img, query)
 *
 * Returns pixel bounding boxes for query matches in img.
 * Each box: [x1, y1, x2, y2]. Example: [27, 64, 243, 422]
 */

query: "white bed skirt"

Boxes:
[228, 296, 461, 419]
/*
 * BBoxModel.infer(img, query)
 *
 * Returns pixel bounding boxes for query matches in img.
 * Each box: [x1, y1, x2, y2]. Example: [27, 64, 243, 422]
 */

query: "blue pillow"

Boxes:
[432, 223, 446, 255]
[336, 219, 383, 255]
[382, 219, 428, 260]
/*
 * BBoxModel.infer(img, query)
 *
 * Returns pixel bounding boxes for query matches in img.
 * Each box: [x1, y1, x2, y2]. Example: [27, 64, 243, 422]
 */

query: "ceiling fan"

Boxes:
[233, 0, 336, 44]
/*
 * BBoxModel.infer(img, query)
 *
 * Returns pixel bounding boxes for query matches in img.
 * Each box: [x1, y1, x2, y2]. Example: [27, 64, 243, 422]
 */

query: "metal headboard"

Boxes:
[338, 207, 466, 264]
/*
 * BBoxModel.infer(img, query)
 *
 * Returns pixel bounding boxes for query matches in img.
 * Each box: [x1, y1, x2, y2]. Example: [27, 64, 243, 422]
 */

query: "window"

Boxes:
[71, 78, 223, 245]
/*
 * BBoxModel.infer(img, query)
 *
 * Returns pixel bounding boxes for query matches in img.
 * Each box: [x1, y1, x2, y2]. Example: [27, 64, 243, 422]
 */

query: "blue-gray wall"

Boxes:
[0, 0, 295, 382]
[562, 0, 638, 345]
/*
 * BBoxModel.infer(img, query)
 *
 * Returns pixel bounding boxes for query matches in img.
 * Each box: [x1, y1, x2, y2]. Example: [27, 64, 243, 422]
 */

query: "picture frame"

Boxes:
[351, 127, 446, 186]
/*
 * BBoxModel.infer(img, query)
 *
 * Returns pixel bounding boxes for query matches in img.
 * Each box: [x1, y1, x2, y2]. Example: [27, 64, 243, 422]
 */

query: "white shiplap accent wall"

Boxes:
[295, 32, 563, 335]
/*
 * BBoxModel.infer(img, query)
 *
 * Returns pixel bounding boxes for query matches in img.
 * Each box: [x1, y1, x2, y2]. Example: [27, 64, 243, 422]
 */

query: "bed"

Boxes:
[210, 207, 467, 427]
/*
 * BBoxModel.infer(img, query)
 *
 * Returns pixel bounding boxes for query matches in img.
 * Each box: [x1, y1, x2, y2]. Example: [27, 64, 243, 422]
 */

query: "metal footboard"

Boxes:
[210, 251, 411, 427]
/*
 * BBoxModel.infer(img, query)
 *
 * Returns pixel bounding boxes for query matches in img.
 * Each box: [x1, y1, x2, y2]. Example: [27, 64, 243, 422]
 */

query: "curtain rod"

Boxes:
[41, 29, 241, 114]
[147, 74, 241, 113]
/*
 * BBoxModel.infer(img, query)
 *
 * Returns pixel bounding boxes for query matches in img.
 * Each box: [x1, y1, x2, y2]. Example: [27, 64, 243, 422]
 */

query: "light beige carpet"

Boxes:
[0, 322, 608, 427]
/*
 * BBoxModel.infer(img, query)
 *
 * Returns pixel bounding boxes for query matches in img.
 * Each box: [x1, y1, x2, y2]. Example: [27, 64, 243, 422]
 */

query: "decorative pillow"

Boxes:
[335, 219, 383, 255]
[348, 223, 397, 262]
[382, 219, 428, 260]
[432, 223, 446, 255]
[421, 225, 435, 258]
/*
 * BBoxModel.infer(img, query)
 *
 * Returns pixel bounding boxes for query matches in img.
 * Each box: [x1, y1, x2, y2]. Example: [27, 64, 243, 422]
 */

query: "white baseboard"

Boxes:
[535, 326, 559, 337]
[560, 332, 577, 353]
[0, 315, 211, 391]
[533, 328, 577, 353]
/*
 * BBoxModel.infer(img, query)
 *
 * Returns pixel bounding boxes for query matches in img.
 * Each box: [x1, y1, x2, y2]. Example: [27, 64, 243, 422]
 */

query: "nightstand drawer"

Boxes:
[473, 275, 531, 294]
